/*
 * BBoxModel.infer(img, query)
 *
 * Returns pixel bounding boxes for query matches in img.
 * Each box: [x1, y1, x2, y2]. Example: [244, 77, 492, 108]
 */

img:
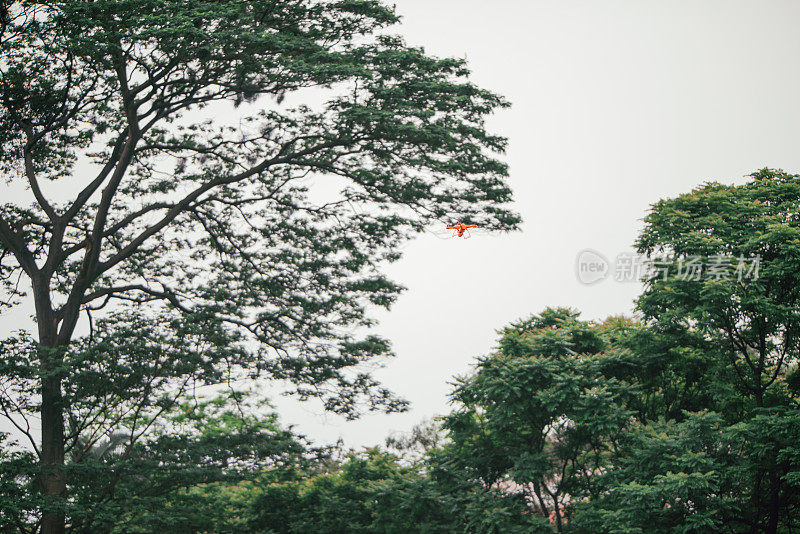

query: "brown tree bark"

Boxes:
[34, 278, 66, 534]
[39, 374, 65, 534]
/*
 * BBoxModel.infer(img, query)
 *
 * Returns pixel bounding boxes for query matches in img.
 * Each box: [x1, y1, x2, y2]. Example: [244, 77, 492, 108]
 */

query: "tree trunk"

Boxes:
[765, 467, 782, 534]
[35, 280, 66, 534]
[40, 374, 66, 534]
[750, 468, 764, 534]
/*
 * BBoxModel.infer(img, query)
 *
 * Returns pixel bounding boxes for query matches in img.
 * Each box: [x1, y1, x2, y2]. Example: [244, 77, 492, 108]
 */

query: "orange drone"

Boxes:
[447, 222, 477, 238]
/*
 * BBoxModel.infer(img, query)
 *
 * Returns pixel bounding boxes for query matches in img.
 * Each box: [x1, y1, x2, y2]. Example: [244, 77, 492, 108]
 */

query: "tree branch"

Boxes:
[95, 139, 345, 278]
[81, 283, 191, 313]
[0, 217, 38, 275]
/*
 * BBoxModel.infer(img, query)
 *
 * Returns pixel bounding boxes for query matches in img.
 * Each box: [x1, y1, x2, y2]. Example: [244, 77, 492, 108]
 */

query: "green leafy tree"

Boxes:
[633, 168, 800, 532]
[442, 308, 633, 532]
[425, 170, 800, 533]
[598, 320, 736, 424]
[564, 169, 800, 533]
[93, 392, 315, 534]
[569, 411, 735, 534]
[1, 377, 314, 532]
[0, 433, 39, 532]
[636, 168, 800, 409]
[570, 407, 800, 534]
[0, 1, 518, 531]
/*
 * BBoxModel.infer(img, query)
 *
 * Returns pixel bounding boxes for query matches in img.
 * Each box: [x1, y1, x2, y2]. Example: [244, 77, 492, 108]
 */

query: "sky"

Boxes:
[4, 0, 800, 450]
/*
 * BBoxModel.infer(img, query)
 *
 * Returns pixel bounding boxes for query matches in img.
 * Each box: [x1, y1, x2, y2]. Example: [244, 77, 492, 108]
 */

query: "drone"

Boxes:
[446, 222, 478, 238]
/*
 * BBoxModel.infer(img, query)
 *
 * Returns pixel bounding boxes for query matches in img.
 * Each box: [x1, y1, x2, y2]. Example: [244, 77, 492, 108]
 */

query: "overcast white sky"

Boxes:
[4, 0, 800, 450]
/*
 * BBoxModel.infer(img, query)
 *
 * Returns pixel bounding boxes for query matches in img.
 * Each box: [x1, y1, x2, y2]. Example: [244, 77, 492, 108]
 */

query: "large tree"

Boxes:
[632, 168, 800, 532]
[636, 168, 800, 409]
[442, 308, 634, 532]
[0, 1, 518, 531]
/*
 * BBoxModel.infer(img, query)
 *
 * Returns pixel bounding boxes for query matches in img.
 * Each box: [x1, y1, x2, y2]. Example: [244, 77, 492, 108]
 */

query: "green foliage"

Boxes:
[569, 408, 800, 533]
[69, 391, 311, 532]
[4, 4, 800, 529]
[569, 411, 734, 533]
[597, 319, 735, 423]
[441, 308, 635, 530]
[0, 434, 40, 532]
[593, 168, 800, 532]
[636, 168, 800, 407]
[250, 448, 547, 533]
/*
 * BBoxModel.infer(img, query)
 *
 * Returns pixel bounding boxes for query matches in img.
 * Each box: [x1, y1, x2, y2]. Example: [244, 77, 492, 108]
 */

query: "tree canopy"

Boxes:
[0, 1, 518, 531]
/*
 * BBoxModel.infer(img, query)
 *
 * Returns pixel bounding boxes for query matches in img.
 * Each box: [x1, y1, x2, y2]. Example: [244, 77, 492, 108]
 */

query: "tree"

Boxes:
[441, 308, 633, 532]
[568, 411, 735, 534]
[635, 168, 800, 532]
[86, 391, 312, 533]
[0, 1, 518, 531]
[251, 448, 413, 533]
[598, 318, 736, 424]
[568, 407, 800, 533]
[636, 168, 800, 409]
